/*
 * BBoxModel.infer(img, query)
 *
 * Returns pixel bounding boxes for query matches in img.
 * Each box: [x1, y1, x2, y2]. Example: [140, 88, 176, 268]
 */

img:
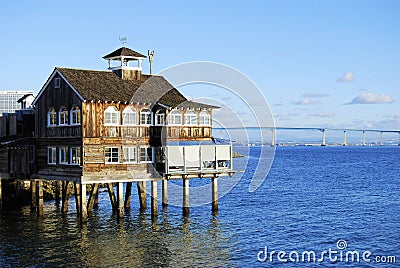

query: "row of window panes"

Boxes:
[105, 147, 156, 164]
[48, 107, 81, 126]
[105, 107, 211, 126]
[48, 147, 81, 165]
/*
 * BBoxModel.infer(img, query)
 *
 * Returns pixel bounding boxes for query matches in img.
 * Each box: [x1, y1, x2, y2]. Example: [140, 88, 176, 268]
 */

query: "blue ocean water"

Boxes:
[0, 146, 399, 267]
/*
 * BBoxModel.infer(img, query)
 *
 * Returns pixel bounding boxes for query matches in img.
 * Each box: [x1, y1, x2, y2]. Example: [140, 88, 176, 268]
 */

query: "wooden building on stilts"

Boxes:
[0, 46, 234, 221]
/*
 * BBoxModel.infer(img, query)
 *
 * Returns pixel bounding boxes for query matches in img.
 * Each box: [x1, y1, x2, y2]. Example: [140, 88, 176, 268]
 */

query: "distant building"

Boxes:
[17, 94, 35, 110]
[0, 91, 34, 115]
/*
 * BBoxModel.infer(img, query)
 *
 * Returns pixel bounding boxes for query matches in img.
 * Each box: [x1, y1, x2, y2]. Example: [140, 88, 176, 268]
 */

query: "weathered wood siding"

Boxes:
[0, 147, 8, 173]
[9, 147, 30, 176]
[80, 102, 214, 178]
[35, 73, 83, 178]
[35, 73, 83, 139]
[36, 138, 82, 178]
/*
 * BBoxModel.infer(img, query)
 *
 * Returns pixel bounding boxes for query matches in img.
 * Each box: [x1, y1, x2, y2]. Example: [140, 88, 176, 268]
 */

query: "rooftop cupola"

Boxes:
[103, 47, 147, 80]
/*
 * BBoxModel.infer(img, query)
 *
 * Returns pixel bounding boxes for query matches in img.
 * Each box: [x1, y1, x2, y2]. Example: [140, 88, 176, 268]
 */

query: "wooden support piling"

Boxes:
[62, 181, 72, 214]
[137, 181, 147, 210]
[0, 178, 2, 207]
[124, 182, 132, 209]
[30, 180, 37, 209]
[212, 176, 218, 211]
[183, 177, 190, 216]
[74, 182, 81, 215]
[87, 183, 99, 213]
[36, 180, 44, 216]
[117, 182, 124, 218]
[151, 180, 158, 218]
[162, 179, 168, 208]
[107, 183, 118, 211]
[80, 184, 87, 222]
[55, 181, 61, 204]
[94, 189, 99, 209]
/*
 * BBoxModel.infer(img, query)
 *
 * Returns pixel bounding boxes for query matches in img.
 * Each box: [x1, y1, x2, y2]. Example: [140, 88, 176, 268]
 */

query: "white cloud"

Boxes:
[337, 72, 354, 82]
[308, 112, 335, 117]
[293, 98, 321, 105]
[302, 93, 330, 98]
[349, 115, 400, 130]
[345, 93, 393, 105]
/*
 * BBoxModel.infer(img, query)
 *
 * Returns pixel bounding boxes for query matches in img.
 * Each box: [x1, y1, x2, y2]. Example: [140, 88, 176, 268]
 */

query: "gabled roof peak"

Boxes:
[103, 47, 147, 59]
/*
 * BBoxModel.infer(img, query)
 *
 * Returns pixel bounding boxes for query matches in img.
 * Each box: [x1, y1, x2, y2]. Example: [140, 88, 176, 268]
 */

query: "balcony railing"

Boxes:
[46, 126, 82, 137]
[101, 126, 212, 139]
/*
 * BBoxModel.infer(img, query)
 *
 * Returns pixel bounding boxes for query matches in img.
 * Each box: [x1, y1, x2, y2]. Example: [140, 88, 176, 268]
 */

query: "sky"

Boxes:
[0, 0, 399, 134]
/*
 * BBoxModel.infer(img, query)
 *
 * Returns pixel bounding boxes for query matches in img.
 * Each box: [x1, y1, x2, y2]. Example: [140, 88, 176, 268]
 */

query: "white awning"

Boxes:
[185, 146, 200, 167]
[201, 146, 215, 161]
[216, 146, 231, 160]
[167, 146, 184, 166]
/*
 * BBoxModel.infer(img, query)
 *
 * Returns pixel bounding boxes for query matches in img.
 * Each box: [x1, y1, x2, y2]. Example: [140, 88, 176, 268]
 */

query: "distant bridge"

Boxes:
[213, 127, 400, 146]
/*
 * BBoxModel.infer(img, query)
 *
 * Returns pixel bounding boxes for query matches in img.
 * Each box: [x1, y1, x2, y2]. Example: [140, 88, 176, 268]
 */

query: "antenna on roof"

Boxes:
[119, 36, 127, 46]
[148, 50, 155, 74]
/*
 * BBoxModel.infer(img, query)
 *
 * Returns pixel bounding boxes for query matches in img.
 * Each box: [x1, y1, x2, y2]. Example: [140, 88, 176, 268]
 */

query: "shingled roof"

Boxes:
[55, 68, 218, 109]
[103, 47, 147, 59]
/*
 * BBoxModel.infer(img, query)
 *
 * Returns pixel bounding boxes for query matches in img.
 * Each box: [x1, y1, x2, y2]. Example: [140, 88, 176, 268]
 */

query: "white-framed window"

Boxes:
[123, 147, 137, 163]
[200, 111, 211, 125]
[104, 106, 120, 125]
[155, 110, 165, 125]
[105, 147, 120, 163]
[122, 106, 137, 125]
[167, 109, 182, 125]
[71, 106, 81, 125]
[140, 147, 154, 163]
[70, 147, 81, 165]
[140, 108, 152, 125]
[184, 111, 198, 125]
[59, 107, 69, 125]
[47, 108, 57, 126]
[55, 78, 61, 88]
[59, 147, 69, 164]
[48, 147, 57, 165]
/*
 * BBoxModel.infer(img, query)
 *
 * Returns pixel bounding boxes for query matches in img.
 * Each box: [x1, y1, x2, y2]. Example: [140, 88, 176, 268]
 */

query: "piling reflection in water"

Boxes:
[0, 194, 235, 267]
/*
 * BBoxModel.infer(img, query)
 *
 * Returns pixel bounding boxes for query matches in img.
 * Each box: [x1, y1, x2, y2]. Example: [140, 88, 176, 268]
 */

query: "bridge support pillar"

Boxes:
[321, 129, 326, 146]
[398, 132, 400, 146]
[362, 130, 366, 146]
[380, 132, 383, 146]
[271, 129, 276, 146]
[343, 131, 347, 146]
